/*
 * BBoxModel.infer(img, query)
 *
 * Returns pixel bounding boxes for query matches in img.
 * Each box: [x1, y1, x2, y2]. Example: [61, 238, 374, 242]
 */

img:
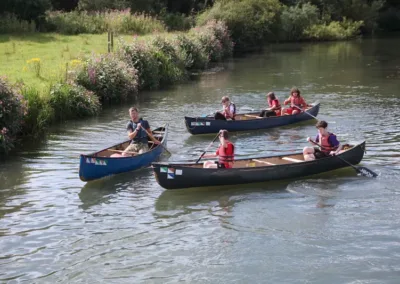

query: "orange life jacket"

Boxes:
[290, 96, 306, 108]
[268, 99, 281, 110]
[217, 142, 235, 168]
[319, 133, 338, 153]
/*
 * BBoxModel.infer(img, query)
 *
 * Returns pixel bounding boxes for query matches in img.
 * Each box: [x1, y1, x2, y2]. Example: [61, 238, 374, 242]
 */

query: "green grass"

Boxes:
[0, 33, 135, 93]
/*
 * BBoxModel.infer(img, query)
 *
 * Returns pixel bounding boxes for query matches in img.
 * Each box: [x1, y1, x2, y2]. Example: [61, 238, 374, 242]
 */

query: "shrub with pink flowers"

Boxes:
[0, 77, 27, 155]
[150, 36, 188, 86]
[199, 20, 233, 59]
[119, 40, 161, 90]
[174, 34, 209, 70]
[190, 20, 233, 63]
[76, 54, 138, 103]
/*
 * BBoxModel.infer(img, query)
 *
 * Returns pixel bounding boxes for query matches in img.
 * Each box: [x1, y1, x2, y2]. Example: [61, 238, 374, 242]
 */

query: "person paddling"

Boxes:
[203, 129, 235, 168]
[122, 107, 160, 156]
[281, 87, 307, 115]
[214, 96, 236, 120]
[259, 92, 281, 117]
[303, 120, 343, 161]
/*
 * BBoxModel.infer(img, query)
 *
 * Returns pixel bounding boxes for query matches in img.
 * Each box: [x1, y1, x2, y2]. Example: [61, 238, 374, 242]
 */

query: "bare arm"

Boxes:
[128, 128, 139, 140]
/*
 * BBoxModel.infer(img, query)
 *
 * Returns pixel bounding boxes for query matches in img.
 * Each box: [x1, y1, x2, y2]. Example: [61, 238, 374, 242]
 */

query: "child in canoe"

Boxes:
[203, 130, 235, 168]
[259, 92, 282, 117]
[281, 87, 307, 115]
[303, 120, 343, 161]
[214, 96, 236, 120]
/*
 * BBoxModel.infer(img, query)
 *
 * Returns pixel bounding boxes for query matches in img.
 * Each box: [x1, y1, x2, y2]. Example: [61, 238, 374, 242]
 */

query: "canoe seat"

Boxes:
[252, 159, 276, 165]
[244, 114, 263, 119]
[282, 157, 304, 163]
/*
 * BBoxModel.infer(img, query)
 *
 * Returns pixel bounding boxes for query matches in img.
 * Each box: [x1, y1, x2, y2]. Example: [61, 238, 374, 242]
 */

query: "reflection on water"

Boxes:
[0, 38, 400, 283]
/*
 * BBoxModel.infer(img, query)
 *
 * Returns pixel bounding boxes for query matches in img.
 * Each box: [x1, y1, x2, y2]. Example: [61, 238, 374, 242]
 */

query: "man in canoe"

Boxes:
[122, 107, 160, 156]
[259, 92, 282, 117]
[214, 96, 236, 120]
[303, 120, 343, 161]
[281, 87, 307, 115]
[203, 129, 235, 168]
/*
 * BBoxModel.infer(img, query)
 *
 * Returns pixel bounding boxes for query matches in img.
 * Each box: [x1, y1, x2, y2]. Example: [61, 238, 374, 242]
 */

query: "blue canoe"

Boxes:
[79, 125, 169, 182]
[185, 102, 320, 135]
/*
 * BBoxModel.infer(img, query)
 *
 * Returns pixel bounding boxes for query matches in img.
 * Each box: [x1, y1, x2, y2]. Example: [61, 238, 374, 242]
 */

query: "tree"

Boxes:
[51, 0, 79, 11]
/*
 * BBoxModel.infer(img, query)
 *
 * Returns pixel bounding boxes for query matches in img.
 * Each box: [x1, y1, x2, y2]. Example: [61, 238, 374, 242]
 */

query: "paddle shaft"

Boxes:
[137, 125, 171, 155]
[293, 105, 318, 120]
[196, 133, 220, 163]
[309, 139, 377, 177]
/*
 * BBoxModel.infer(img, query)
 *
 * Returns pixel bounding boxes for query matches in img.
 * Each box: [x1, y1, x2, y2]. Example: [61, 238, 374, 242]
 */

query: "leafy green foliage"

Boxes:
[21, 87, 53, 137]
[45, 10, 166, 35]
[197, 0, 283, 52]
[119, 39, 161, 90]
[49, 83, 101, 121]
[175, 34, 209, 70]
[0, 13, 37, 33]
[76, 53, 138, 103]
[0, 77, 27, 154]
[280, 3, 319, 40]
[304, 19, 363, 40]
[151, 36, 188, 86]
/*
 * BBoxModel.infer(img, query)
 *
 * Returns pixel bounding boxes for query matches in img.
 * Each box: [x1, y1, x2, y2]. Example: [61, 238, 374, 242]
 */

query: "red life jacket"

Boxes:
[319, 133, 338, 153]
[291, 96, 305, 108]
[268, 99, 281, 110]
[216, 142, 235, 168]
[223, 103, 236, 119]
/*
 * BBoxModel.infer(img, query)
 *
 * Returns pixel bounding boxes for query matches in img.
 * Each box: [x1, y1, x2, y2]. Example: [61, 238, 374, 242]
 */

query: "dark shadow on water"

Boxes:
[155, 180, 294, 214]
[78, 167, 152, 211]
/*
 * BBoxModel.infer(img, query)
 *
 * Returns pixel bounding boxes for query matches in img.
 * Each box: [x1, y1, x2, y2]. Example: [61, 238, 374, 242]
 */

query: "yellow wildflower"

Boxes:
[70, 59, 82, 68]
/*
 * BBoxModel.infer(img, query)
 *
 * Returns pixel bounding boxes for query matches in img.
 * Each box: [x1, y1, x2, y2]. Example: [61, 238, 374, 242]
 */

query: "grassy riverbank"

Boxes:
[2, 0, 398, 157]
[0, 21, 232, 156]
[0, 33, 134, 92]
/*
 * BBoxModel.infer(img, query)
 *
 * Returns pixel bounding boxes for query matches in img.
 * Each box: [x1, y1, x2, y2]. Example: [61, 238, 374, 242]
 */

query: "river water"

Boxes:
[1, 37, 400, 283]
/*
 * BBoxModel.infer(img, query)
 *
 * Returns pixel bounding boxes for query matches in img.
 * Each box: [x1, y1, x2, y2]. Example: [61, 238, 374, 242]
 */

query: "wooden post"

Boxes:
[108, 31, 111, 53]
[111, 32, 114, 52]
[65, 62, 68, 82]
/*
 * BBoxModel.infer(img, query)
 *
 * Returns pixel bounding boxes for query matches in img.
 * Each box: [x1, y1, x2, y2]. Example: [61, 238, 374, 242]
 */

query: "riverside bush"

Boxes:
[304, 19, 363, 41]
[0, 77, 27, 154]
[196, 20, 233, 59]
[197, 0, 282, 52]
[49, 83, 101, 121]
[21, 87, 53, 136]
[0, 13, 36, 34]
[76, 53, 138, 102]
[175, 34, 209, 70]
[119, 40, 161, 90]
[45, 9, 166, 35]
[151, 36, 187, 86]
[280, 3, 319, 41]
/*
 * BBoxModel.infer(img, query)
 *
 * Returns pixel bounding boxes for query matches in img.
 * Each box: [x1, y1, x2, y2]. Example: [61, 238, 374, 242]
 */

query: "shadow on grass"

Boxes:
[0, 33, 58, 43]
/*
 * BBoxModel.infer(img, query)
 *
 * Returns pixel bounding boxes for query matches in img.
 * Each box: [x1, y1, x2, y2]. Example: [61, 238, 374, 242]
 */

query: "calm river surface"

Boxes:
[1, 37, 400, 283]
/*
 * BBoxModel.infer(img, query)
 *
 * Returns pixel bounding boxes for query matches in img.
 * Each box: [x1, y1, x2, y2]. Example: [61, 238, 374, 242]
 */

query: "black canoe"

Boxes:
[184, 102, 320, 135]
[151, 141, 366, 190]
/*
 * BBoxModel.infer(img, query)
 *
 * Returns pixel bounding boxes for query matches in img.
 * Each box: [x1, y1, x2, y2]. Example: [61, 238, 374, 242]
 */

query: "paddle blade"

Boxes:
[356, 166, 378, 178]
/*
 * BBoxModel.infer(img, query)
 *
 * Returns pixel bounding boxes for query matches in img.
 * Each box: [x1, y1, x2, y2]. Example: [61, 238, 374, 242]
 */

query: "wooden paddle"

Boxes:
[292, 105, 318, 120]
[196, 132, 220, 163]
[138, 125, 171, 155]
[309, 139, 378, 178]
